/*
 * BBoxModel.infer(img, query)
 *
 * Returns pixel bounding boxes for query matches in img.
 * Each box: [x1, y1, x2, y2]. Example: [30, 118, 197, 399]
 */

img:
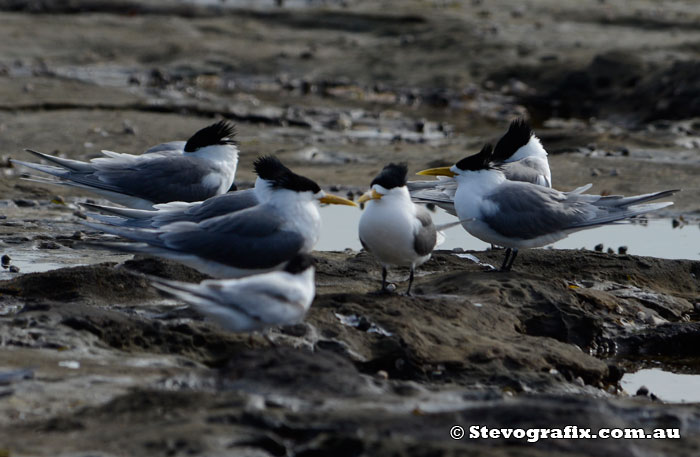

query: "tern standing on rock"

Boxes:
[148, 254, 316, 333]
[358, 163, 439, 295]
[12, 120, 239, 209]
[85, 156, 357, 278]
[417, 144, 677, 271]
[409, 118, 551, 215]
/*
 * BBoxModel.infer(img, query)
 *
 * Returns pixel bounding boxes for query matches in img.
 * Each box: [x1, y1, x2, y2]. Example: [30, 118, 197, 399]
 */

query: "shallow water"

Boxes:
[621, 368, 700, 403]
[317, 205, 700, 260]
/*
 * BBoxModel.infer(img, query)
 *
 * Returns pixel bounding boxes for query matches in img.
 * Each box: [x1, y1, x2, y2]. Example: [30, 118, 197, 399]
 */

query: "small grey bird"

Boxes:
[358, 163, 440, 295]
[148, 253, 316, 333]
[417, 144, 678, 271]
[12, 121, 239, 209]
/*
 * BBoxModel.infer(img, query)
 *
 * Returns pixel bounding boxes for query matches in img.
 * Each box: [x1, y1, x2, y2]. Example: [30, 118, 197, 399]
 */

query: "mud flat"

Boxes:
[0, 0, 699, 455]
[0, 249, 699, 456]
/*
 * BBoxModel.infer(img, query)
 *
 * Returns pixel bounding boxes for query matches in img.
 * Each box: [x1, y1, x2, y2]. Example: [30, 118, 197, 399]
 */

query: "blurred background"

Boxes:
[0, 0, 697, 208]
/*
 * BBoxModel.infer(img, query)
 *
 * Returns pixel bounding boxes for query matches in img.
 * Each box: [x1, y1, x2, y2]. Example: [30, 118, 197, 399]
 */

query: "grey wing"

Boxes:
[212, 279, 308, 323]
[86, 155, 222, 204]
[144, 141, 186, 155]
[413, 206, 437, 256]
[499, 160, 547, 186]
[181, 189, 259, 222]
[481, 183, 593, 239]
[409, 180, 458, 216]
[161, 205, 305, 269]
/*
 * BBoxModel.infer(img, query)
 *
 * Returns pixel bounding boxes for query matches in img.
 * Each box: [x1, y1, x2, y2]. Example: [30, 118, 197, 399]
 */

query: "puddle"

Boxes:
[621, 368, 700, 403]
[317, 205, 700, 260]
[0, 248, 130, 280]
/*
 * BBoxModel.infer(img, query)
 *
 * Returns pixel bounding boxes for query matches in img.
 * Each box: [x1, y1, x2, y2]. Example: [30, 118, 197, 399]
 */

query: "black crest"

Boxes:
[284, 253, 316, 274]
[254, 156, 321, 193]
[184, 120, 237, 152]
[492, 118, 532, 162]
[253, 155, 290, 181]
[455, 144, 494, 171]
[371, 162, 408, 189]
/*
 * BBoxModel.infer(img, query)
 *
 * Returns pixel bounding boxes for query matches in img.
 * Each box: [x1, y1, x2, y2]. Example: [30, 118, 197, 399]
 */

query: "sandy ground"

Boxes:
[0, 1, 699, 456]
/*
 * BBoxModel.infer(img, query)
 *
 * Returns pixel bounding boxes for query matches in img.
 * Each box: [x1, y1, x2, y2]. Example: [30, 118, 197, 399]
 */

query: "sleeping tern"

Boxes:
[358, 163, 440, 295]
[408, 118, 551, 215]
[85, 156, 357, 278]
[148, 253, 316, 333]
[12, 120, 239, 209]
[417, 144, 678, 271]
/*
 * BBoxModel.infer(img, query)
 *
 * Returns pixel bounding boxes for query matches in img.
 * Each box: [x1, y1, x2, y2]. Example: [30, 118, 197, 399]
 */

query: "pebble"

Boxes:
[13, 199, 38, 207]
[375, 370, 389, 380]
[8, 265, 19, 273]
[452, 247, 465, 253]
[385, 283, 397, 293]
[635, 385, 649, 396]
[38, 241, 61, 250]
[694, 303, 700, 313]
[1, 254, 10, 267]
[618, 246, 628, 255]
[607, 247, 614, 254]
[636, 311, 646, 321]
[594, 243, 604, 252]
[122, 120, 138, 135]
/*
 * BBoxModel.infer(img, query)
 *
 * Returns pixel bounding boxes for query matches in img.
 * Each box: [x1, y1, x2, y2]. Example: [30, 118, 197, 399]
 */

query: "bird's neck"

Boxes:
[454, 169, 505, 213]
[505, 136, 547, 162]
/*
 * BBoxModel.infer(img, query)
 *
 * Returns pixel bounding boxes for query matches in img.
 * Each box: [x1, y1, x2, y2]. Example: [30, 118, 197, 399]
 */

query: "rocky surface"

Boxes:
[0, 250, 699, 456]
[0, 0, 699, 456]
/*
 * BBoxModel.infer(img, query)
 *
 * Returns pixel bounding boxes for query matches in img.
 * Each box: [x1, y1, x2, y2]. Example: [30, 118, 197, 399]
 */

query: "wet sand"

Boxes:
[1, 1, 699, 455]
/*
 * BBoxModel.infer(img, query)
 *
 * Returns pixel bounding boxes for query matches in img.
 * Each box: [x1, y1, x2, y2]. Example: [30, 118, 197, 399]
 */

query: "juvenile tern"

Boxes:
[12, 121, 239, 209]
[417, 144, 677, 271]
[148, 253, 315, 333]
[408, 118, 551, 215]
[80, 154, 288, 228]
[358, 163, 439, 295]
[85, 156, 357, 278]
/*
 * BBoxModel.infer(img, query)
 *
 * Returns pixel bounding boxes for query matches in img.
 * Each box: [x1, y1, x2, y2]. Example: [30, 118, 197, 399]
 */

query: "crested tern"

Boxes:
[408, 118, 551, 215]
[85, 156, 357, 278]
[80, 154, 289, 228]
[148, 253, 315, 333]
[358, 163, 439, 295]
[417, 144, 677, 271]
[12, 121, 239, 209]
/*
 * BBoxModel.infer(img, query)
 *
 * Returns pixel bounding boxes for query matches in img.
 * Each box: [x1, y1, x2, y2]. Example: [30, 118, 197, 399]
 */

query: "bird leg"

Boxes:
[372, 266, 392, 294]
[405, 266, 415, 296]
[505, 248, 519, 271]
[499, 248, 512, 271]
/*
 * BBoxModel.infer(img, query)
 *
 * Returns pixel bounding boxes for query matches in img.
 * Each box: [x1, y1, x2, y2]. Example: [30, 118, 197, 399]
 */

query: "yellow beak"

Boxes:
[319, 193, 358, 207]
[357, 189, 383, 203]
[416, 166, 456, 177]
